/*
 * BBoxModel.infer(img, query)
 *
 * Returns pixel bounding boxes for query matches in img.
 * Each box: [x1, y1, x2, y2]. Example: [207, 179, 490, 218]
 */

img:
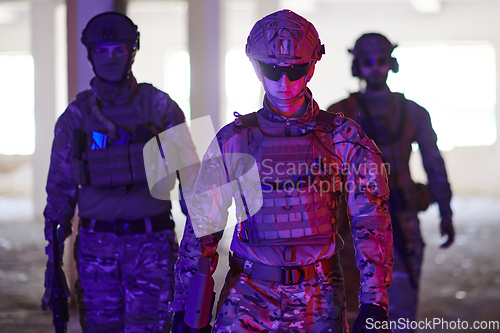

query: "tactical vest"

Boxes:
[71, 85, 169, 189]
[237, 111, 343, 247]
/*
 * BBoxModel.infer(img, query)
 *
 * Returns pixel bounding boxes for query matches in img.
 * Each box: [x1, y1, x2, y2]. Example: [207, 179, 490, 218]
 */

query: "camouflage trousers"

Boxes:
[75, 228, 178, 333]
[388, 210, 424, 333]
[213, 261, 348, 333]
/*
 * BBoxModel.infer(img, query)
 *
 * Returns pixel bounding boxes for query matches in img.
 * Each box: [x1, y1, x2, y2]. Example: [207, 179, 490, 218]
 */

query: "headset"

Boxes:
[349, 32, 399, 78]
[351, 56, 399, 77]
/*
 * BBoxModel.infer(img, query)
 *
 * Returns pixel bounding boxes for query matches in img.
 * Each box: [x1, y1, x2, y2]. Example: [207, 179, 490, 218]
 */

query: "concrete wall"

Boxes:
[0, 2, 32, 196]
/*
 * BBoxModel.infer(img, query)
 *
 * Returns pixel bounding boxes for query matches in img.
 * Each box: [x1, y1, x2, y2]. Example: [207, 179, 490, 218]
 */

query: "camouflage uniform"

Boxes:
[170, 92, 393, 332]
[328, 91, 452, 331]
[44, 74, 196, 332]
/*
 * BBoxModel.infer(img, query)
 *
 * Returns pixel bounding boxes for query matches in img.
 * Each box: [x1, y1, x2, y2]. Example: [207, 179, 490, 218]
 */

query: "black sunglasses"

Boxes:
[360, 57, 390, 67]
[258, 61, 311, 82]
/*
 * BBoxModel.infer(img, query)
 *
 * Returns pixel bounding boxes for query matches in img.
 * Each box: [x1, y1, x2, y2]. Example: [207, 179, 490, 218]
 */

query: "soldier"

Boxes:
[327, 33, 454, 332]
[41, 12, 198, 332]
[170, 11, 393, 333]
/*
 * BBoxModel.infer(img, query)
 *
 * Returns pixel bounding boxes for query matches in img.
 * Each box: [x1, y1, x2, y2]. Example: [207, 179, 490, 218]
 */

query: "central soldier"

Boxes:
[171, 10, 394, 333]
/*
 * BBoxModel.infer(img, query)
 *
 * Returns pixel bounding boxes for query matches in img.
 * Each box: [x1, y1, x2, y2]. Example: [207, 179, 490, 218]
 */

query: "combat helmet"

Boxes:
[246, 9, 325, 65]
[81, 11, 140, 50]
[81, 12, 140, 84]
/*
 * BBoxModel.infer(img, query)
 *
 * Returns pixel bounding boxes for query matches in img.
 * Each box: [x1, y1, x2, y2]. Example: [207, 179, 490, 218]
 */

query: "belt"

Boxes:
[79, 213, 174, 235]
[229, 252, 339, 286]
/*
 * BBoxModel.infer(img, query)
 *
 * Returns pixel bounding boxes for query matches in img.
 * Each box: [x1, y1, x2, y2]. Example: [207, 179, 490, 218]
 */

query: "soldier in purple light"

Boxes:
[328, 33, 454, 333]
[170, 10, 393, 333]
[41, 12, 198, 332]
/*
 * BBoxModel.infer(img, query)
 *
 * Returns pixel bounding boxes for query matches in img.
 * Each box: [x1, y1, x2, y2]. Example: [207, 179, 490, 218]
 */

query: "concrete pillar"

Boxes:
[68, 0, 116, 98]
[31, 1, 58, 222]
[66, 0, 78, 101]
[187, 0, 225, 129]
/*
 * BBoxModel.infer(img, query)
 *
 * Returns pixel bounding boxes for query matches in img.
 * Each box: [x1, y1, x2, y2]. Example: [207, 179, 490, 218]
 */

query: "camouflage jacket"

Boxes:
[171, 92, 393, 312]
[328, 92, 452, 218]
[43, 76, 196, 248]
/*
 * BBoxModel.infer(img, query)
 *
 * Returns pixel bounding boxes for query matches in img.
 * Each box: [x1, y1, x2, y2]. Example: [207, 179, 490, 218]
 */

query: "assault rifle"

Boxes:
[41, 221, 69, 333]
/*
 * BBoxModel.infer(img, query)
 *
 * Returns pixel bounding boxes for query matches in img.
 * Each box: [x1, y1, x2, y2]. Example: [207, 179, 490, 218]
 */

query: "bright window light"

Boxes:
[0, 54, 34, 155]
[388, 42, 496, 151]
[164, 50, 191, 122]
[225, 49, 262, 123]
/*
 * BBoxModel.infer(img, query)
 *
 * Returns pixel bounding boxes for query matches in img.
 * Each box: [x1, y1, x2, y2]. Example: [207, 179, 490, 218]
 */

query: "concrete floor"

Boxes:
[1, 195, 499, 333]
[416, 195, 500, 333]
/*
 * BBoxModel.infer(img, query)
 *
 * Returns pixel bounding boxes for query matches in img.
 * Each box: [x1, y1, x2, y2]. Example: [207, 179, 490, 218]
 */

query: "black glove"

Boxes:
[172, 311, 212, 333]
[439, 216, 454, 248]
[353, 304, 392, 333]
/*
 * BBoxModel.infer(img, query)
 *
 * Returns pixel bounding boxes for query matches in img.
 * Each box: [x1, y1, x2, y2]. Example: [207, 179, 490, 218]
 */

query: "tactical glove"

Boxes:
[353, 304, 392, 333]
[172, 311, 212, 333]
[439, 215, 454, 248]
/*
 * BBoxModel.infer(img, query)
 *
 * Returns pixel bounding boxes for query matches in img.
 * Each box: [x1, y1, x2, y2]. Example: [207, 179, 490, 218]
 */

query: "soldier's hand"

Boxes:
[439, 216, 454, 249]
[41, 261, 70, 311]
[172, 311, 212, 333]
[353, 304, 391, 333]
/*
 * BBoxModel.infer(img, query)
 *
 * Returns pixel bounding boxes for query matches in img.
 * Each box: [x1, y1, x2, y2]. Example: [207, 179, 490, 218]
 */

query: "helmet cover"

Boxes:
[246, 9, 325, 64]
[81, 12, 140, 50]
[349, 33, 396, 58]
